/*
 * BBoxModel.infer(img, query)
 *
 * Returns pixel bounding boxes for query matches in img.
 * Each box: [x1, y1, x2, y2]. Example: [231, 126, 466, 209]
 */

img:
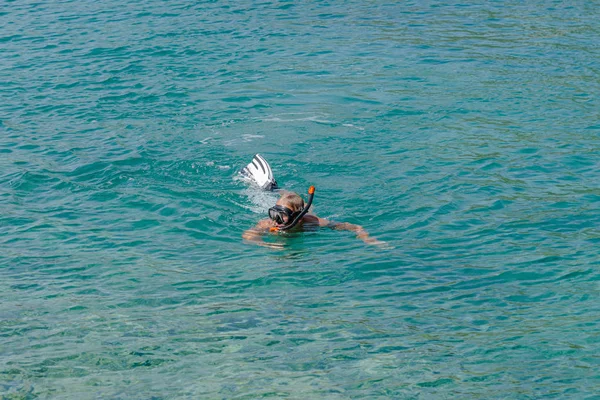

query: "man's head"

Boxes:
[276, 192, 305, 212]
[268, 192, 305, 225]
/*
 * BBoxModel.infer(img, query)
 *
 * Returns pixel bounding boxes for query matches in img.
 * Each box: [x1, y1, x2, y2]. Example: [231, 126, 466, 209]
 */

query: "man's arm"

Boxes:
[317, 218, 388, 247]
[242, 219, 284, 249]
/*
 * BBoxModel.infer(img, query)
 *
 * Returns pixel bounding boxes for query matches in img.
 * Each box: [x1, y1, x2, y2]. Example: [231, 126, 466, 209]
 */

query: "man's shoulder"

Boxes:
[302, 214, 327, 226]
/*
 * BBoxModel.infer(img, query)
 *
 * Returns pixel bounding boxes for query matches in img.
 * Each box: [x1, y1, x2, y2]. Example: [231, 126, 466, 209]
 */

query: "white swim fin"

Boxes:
[239, 154, 278, 191]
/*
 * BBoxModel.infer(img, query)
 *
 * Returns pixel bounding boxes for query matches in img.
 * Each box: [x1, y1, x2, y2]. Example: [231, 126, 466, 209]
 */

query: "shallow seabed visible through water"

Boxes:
[2, 0, 600, 398]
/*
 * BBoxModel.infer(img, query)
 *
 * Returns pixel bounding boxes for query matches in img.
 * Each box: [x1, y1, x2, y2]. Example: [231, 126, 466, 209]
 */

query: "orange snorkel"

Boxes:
[270, 186, 315, 232]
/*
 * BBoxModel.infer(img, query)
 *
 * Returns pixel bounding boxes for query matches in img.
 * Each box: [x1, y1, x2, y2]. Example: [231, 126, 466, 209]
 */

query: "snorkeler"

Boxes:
[240, 155, 386, 248]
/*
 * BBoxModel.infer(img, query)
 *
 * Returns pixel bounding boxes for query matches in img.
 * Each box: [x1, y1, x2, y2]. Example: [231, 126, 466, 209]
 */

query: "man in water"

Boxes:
[243, 190, 386, 248]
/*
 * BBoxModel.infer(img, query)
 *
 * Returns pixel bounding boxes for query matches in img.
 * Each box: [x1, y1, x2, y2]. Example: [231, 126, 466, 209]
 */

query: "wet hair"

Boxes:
[279, 192, 305, 212]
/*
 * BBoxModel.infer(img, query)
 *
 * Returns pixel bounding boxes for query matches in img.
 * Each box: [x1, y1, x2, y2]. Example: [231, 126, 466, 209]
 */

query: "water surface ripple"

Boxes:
[2, 1, 600, 398]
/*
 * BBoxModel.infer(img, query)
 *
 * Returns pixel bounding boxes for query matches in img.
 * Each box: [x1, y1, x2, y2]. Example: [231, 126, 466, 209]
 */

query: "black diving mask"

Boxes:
[268, 205, 298, 225]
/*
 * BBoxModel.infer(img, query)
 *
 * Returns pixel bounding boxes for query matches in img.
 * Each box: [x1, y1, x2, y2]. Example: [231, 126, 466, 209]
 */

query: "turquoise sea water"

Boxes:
[2, 1, 600, 398]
